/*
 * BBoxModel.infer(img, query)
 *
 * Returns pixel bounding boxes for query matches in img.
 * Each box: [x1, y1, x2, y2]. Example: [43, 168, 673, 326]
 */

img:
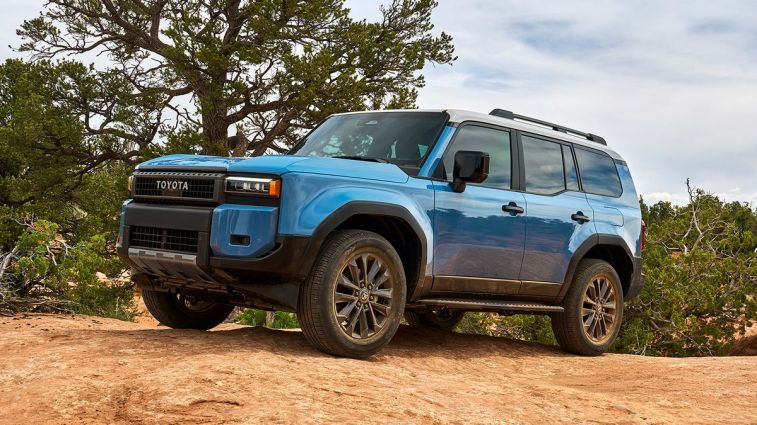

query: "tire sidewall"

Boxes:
[141, 288, 234, 330]
[569, 262, 624, 353]
[316, 233, 406, 356]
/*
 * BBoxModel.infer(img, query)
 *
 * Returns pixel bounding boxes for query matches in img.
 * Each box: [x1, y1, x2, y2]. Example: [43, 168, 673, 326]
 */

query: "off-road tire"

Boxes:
[405, 309, 465, 331]
[141, 288, 234, 330]
[551, 259, 624, 356]
[297, 230, 406, 359]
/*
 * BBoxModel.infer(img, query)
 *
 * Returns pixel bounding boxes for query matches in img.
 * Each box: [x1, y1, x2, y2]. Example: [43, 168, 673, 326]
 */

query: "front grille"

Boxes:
[129, 226, 199, 254]
[132, 171, 223, 201]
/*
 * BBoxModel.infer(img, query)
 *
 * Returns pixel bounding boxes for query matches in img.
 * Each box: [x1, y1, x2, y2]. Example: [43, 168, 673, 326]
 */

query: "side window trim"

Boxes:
[562, 144, 581, 192]
[435, 120, 520, 191]
[569, 144, 584, 192]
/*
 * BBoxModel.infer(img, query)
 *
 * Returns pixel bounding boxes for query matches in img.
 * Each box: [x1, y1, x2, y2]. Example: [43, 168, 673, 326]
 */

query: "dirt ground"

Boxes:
[1, 314, 755, 425]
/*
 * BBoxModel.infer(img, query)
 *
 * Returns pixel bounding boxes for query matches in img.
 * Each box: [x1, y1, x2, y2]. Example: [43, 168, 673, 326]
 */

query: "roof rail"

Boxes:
[489, 109, 607, 146]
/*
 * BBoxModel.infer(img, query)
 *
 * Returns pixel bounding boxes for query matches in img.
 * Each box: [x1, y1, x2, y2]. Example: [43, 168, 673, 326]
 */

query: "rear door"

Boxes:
[432, 123, 526, 295]
[518, 134, 594, 296]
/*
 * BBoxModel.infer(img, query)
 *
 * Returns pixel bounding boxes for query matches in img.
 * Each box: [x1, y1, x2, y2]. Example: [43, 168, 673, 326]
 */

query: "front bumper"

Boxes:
[117, 202, 313, 295]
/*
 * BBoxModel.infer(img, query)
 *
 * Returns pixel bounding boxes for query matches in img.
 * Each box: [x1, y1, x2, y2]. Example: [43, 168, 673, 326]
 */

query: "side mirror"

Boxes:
[452, 150, 489, 193]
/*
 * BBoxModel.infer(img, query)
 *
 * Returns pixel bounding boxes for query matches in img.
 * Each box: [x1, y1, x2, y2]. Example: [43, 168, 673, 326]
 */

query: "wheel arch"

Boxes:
[304, 201, 429, 300]
[559, 235, 636, 302]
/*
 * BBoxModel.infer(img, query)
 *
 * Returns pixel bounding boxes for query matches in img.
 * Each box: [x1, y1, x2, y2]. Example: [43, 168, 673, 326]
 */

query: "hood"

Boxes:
[137, 154, 409, 183]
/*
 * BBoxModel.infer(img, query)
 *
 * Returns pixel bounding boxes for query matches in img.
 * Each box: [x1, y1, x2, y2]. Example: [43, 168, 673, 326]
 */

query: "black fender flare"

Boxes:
[557, 234, 636, 301]
[297, 201, 429, 296]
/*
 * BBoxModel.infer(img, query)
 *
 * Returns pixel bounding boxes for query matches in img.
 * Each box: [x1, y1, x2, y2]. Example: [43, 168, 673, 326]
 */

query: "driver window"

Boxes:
[441, 125, 511, 189]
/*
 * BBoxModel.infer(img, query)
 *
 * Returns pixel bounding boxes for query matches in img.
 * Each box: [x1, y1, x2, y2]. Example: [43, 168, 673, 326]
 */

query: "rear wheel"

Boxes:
[405, 308, 464, 331]
[551, 259, 624, 356]
[141, 288, 234, 330]
[297, 230, 406, 359]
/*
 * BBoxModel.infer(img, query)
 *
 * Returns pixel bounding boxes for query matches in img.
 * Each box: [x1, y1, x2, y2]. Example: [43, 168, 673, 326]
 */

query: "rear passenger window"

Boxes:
[574, 148, 622, 197]
[442, 125, 511, 189]
[563, 145, 580, 191]
[522, 136, 565, 195]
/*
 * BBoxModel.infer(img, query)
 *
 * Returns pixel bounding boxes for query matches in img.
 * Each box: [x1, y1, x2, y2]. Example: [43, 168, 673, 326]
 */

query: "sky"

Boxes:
[2, 0, 757, 205]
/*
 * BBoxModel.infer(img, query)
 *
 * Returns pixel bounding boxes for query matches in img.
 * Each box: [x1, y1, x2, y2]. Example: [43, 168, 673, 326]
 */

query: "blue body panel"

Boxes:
[140, 154, 410, 183]
[283, 157, 409, 183]
[586, 163, 642, 256]
[279, 172, 436, 278]
[431, 182, 526, 281]
[210, 205, 278, 257]
[519, 191, 595, 283]
[137, 154, 247, 170]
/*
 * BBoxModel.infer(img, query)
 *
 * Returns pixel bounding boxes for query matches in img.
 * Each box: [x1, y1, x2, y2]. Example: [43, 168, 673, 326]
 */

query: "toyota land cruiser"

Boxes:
[118, 108, 644, 358]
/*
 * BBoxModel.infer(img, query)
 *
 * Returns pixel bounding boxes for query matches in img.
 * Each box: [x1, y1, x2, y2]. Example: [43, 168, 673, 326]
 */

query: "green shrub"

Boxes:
[457, 312, 556, 345]
[236, 308, 300, 329]
[0, 218, 135, 320]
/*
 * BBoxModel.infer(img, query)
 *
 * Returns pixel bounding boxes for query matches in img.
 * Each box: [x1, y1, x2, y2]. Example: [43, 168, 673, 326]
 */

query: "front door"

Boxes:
[432, 124, 526, 295]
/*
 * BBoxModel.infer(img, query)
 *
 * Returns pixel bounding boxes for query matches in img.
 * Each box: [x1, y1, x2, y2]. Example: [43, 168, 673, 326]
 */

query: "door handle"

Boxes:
[571, 211, 591, 223]
[502, 202, 524, 215]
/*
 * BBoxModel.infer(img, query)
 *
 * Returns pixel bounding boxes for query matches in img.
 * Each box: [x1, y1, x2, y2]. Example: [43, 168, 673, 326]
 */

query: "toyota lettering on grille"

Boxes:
[156, 180, 189, 191]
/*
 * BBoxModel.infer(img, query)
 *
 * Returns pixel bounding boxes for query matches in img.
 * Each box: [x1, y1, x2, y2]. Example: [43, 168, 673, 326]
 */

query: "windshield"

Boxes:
[289, 112, 448, 174]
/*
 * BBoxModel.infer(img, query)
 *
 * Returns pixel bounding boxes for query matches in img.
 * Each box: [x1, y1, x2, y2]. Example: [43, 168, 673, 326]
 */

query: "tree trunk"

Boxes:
[201, 112, 229, 156]
[198, 88, 230, 156]
[265, 311, 275, 328]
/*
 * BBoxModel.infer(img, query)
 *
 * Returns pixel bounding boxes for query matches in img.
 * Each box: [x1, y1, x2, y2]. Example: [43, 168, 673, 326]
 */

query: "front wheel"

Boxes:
[297, 230, 406, 359]
[551, 259, 624, 356]
[141, 288, 234, 330]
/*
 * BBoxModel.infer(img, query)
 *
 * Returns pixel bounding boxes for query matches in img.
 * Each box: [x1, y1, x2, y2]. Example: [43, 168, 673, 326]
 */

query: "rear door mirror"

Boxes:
[452, 150, 490, 192]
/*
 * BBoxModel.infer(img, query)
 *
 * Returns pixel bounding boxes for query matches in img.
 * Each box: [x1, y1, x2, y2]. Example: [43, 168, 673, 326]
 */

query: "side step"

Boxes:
[415, 298, 564, 313]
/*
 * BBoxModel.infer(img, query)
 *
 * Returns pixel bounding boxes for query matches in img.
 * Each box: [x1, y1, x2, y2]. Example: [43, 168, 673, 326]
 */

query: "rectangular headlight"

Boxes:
[225, 177, 281, 198]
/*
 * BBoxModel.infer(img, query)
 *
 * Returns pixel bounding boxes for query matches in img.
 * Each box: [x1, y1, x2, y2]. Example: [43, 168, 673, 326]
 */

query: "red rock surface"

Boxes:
[1, 314, 755, 424]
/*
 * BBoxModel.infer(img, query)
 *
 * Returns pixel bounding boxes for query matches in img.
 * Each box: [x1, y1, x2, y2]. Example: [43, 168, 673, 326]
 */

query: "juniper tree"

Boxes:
[18, 0, 455, 156]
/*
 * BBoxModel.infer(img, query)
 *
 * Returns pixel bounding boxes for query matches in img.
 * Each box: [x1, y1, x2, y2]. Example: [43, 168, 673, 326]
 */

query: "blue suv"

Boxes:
[118, 108, 644, 358]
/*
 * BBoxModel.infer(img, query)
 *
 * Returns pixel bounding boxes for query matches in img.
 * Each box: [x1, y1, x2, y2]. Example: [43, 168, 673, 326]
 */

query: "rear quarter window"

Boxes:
[574, 147, 622, 197]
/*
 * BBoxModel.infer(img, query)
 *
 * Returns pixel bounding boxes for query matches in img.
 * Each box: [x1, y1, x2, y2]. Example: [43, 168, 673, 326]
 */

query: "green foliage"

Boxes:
[237, 308, 300, 329]
[0, 59, 133, 319]
[458, 313, 556, 345]
[1, 219, 135, 320]
[0, 59, 132, 247]
[617, 185, 757, 356]
[18, 0, 456, 155]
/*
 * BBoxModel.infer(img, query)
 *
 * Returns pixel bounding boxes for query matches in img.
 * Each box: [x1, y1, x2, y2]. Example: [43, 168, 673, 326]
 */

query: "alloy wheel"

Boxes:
[581, 275, 619, 343]
[333, 252, 394, 339]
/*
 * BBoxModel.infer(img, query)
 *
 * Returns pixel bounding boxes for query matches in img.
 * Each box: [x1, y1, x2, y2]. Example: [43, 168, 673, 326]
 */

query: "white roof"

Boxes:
[334, 108, 623, 160]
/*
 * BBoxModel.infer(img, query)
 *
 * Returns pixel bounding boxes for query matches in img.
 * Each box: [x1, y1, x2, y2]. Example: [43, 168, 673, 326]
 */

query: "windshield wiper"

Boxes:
[333, 155, 388, 163]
